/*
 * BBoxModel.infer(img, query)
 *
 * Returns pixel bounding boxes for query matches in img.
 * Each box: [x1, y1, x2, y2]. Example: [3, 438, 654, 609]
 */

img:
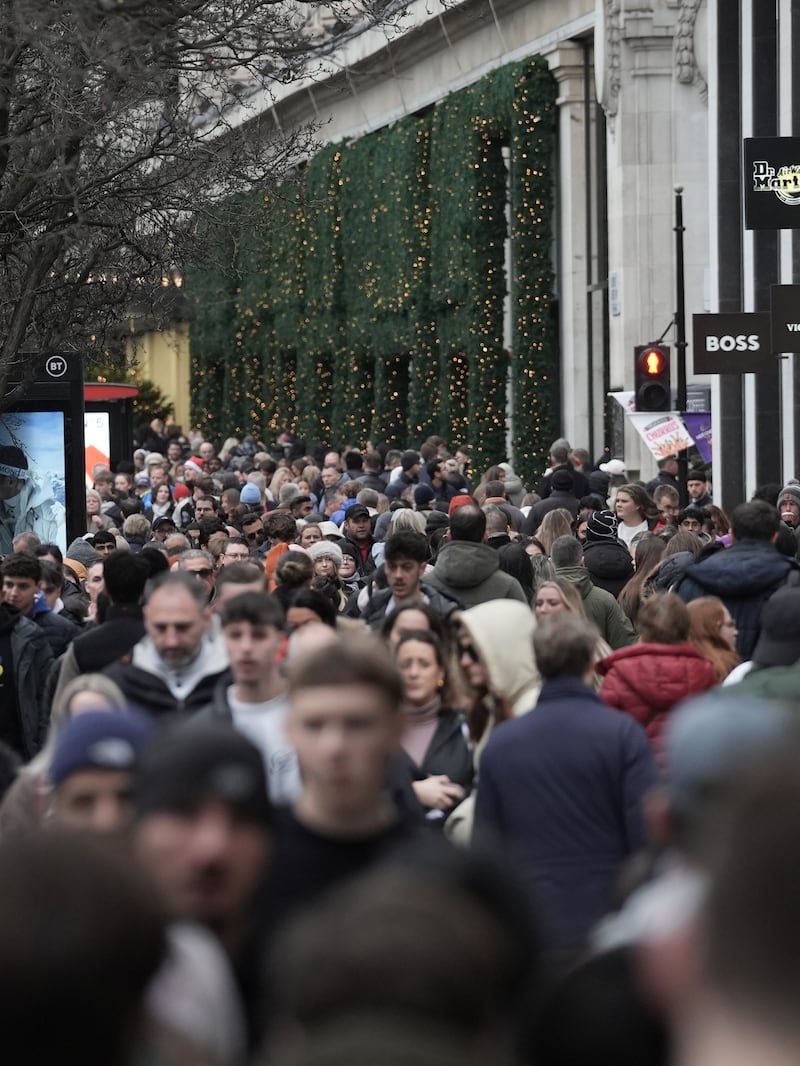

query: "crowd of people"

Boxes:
[2, 421, 800, 1065]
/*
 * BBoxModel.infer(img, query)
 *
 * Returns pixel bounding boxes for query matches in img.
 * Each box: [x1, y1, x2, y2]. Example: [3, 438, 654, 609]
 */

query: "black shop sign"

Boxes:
[744, 137, 800, 230]
[692, 313, 770, 374]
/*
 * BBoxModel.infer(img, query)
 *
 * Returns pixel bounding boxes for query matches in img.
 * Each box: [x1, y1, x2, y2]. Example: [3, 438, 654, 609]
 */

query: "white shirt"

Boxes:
[227, 689, 300, 805]
[617, 519, 649, 550]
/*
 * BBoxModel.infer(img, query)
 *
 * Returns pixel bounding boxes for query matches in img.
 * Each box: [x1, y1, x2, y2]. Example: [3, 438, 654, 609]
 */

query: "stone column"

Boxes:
[545, 41, 605, 455]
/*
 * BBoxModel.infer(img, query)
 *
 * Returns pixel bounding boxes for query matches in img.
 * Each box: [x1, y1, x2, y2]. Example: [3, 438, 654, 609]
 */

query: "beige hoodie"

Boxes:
[446, 599, 540, 846]
[459, 599, 541, 719]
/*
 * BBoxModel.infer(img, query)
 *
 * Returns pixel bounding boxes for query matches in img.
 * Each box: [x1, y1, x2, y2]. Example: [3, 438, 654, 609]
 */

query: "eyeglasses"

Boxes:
[458, 643, 479, 663]
[190, 568, 213, 579]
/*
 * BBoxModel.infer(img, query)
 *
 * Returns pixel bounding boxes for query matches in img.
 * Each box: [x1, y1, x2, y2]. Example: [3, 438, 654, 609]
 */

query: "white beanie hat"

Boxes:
[308, 540, 343, 568]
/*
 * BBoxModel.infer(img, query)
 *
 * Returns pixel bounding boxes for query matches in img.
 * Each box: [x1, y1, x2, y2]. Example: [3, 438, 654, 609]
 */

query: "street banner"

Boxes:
[744, 137, 800, 230]
[682, 412, 712, 463]
[628, 412, 694, 460]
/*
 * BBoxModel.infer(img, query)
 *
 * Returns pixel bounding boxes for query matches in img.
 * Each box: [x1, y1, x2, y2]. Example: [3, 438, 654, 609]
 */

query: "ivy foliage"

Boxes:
[187, 57, 557, 483]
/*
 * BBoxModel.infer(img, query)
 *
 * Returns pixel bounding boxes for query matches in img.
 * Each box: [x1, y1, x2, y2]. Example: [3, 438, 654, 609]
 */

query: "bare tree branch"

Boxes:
[0, 0, 412, 401]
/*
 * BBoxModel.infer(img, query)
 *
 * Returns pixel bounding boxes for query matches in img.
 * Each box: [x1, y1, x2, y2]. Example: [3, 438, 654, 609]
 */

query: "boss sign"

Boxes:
[693, 313, 770, 374]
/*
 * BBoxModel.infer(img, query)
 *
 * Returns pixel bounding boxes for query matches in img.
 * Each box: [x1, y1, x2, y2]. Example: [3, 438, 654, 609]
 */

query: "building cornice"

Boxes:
[221, 0, 595, 151]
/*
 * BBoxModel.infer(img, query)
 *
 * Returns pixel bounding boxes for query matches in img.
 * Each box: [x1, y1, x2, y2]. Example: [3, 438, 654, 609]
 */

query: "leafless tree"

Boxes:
[0, 0, 409, 405]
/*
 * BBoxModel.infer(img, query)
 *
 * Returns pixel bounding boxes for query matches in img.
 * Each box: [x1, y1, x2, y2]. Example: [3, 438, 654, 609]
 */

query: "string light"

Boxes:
[188, 59, 557, 481]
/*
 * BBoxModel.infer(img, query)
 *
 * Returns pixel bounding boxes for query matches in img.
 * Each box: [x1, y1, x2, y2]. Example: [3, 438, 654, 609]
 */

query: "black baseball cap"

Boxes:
[345, 504, 371, 521]
[152, 516, 177, 531]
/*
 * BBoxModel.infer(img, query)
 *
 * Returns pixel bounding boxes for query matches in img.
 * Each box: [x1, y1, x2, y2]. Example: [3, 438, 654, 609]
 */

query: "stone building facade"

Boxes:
[168, 0, 797, 504]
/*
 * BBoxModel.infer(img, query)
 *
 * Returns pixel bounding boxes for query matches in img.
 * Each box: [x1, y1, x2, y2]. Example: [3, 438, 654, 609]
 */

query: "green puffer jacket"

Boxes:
[555, 566, 637, 650]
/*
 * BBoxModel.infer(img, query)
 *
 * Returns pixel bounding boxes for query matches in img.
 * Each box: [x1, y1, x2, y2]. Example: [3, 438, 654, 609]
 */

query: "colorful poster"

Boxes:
[628, 412, 694, 460]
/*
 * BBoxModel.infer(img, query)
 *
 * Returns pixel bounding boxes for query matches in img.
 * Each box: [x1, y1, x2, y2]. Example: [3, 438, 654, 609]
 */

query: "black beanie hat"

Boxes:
[585, 510, 619, 543]
[338, 540, 361, 563]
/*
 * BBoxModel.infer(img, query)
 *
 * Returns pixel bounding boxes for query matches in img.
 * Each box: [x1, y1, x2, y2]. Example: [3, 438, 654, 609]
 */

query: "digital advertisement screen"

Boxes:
[84, 411, 111, 489]
[0, 411, 67, 554]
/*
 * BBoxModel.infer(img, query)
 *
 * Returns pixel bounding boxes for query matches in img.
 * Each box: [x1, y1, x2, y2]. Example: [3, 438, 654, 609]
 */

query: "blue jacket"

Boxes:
[474, 677, 657, 953]
[674, 541, 798, 659]
[28, 592, 81, 657]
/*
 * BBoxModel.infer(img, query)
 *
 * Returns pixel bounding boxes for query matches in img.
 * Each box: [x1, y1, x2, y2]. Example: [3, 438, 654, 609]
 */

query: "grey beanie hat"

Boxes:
[67, 537, 101, 566]
[777, 484, 800, 511]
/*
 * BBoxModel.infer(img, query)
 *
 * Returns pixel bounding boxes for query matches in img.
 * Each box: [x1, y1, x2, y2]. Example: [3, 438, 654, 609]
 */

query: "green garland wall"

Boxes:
[188, 56, 557, 484]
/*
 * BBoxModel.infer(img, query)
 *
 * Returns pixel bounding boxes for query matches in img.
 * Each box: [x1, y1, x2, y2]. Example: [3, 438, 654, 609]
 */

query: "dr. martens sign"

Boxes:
[745, 138, 800, 229]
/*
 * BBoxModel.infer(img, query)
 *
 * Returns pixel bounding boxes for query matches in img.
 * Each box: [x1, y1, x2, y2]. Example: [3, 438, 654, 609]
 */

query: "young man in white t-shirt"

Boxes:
[197, 591, 300, 806]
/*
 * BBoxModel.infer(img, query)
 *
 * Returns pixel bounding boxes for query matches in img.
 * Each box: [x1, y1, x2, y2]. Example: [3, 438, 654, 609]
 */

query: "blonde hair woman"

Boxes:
[537, 509, 574, 557]
[533, 579, 612, 688]
[268, 466, 294, 500]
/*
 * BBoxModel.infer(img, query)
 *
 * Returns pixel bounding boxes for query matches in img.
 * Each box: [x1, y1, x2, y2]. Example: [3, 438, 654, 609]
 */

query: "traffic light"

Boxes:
[634, 344, 671, 412]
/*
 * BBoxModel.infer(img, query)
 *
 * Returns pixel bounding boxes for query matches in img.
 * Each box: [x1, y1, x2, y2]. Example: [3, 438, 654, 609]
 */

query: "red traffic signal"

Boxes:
[634, 344, 671, 412]
[642, 348, 665, 375]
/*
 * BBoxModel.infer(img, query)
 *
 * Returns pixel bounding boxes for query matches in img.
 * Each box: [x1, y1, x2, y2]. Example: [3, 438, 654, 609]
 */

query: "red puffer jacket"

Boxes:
[597, 643, 718, 760]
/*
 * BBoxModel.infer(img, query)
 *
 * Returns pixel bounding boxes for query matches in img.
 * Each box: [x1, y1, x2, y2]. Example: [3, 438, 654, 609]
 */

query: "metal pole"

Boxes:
[582, 39, 595, 453]
[674, 185, 688, 506]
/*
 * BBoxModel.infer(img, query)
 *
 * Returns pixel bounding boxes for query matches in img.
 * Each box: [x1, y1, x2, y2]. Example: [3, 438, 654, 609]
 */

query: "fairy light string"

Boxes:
[188, 58, 557, 484]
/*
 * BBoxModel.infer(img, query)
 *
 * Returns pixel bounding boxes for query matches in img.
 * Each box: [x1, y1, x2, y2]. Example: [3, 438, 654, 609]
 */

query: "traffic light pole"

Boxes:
[674, 185, 688, 506]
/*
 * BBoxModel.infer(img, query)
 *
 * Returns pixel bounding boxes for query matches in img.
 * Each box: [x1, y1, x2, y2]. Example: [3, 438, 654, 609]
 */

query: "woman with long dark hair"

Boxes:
[394, 630, 473, 819]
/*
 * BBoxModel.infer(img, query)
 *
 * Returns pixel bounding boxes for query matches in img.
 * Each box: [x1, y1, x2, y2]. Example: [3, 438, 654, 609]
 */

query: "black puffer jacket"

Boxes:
[582, 540, 634, 598]
[650, 550, 702, 592]
[0, 606, 53, 758]
[103, 661, 226, 717]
